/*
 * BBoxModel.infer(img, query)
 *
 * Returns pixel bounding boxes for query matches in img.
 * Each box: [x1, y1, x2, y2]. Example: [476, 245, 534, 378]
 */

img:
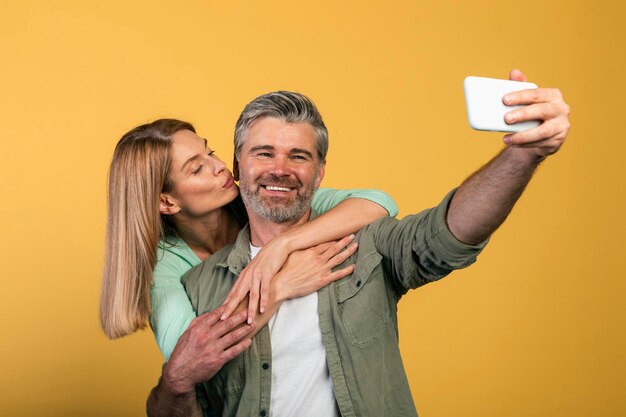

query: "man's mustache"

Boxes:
[256, 175, 302, 189]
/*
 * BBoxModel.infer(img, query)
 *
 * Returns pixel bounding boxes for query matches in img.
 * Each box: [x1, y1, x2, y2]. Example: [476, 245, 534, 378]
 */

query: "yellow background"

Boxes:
[1, 1, 624, 416]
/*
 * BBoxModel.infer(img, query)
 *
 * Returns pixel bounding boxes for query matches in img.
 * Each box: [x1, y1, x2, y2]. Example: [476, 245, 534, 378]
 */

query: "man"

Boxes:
[147, 69, 570, 416]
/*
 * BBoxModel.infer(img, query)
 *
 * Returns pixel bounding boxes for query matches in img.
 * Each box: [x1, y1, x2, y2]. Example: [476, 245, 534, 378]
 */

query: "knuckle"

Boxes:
[531, 90, 540, 101]
[207, 358, 223, 369]
[223, 332, 237, 345]
[189, 325, 202, 338]
[329, 270, 344, 280]
[335, 255, 347, 265]
[223, 349, 237, 361]
[539, 124, 553, 139]
[553, 88, 563, 99]
[545, 145, 558, 155]
[188, 316, 202, 328]
[563, 104, 571, 116]
[227, 314, 245, 328]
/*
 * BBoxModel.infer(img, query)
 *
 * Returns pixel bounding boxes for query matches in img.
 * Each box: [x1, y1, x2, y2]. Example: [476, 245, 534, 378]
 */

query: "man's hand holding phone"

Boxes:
[501, 69, 570, 158]
[464, 69, 570, 159]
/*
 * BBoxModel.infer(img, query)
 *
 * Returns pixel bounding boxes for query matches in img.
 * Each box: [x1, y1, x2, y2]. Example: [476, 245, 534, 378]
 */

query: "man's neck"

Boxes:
[248, 209, 312, 247]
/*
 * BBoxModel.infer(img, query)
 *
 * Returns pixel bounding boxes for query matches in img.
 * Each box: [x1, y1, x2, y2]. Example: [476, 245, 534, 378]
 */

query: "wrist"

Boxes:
[271, 231, 296, 254]
[161, 362, 195, 397]
[270, 275, 288, 303]
[508, 144, 546, 162]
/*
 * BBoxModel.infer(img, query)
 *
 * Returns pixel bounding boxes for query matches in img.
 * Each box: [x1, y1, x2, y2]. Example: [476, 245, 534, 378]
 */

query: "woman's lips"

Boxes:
[223, 175, 235, 188]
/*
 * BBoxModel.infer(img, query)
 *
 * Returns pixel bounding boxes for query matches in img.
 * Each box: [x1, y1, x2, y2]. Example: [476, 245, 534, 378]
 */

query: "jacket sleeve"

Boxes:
[366, 188, 488, 296]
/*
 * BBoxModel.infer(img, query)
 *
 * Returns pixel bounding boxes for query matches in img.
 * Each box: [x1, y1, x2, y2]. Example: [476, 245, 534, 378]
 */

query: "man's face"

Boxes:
[237, 117, 325, 224]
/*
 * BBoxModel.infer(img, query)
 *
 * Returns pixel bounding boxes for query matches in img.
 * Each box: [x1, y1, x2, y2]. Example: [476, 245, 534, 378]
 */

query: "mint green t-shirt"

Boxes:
[150, 188, 397, 359]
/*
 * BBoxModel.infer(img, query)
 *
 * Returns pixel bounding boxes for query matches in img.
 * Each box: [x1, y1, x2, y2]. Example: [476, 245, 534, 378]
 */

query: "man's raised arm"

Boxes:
[447, 69, 570, 245]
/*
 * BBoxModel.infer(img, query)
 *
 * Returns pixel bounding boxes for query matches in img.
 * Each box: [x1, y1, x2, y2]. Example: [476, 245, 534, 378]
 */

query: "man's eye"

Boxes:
[207, 150, 216, 157]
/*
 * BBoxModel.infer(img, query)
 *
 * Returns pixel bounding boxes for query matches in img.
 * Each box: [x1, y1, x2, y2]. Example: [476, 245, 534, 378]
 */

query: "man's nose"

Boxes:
[268, 156, 291, 176]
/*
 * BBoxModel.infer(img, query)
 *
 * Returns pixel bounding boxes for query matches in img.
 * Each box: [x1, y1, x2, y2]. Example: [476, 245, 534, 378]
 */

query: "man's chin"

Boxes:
[263, 195, 296, 206]
[254, 200, 309, 224]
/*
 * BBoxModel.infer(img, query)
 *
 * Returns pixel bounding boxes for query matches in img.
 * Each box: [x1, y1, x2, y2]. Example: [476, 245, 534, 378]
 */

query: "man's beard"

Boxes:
[239, 173, 318, 224]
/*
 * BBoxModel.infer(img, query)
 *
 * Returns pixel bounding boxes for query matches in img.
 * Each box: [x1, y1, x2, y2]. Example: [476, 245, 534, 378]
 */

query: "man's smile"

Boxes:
[263, 185, 293, 193]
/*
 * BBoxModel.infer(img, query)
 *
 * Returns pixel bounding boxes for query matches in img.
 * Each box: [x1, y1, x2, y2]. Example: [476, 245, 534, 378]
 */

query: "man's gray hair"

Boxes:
[234, 91, 328, 161]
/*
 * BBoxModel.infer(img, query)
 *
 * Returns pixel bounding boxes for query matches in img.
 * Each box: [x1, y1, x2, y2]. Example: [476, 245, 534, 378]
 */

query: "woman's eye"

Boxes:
[192, 164, 204, 175]
[207, 150, 215, 157]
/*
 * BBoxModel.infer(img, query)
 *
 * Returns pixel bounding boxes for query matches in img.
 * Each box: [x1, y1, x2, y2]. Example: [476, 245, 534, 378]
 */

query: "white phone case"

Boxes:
[464, 76, 540, 133]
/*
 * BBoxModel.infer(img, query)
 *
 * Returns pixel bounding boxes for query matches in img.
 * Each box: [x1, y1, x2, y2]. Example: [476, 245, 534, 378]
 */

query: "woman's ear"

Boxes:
[159, 194, 181, 215]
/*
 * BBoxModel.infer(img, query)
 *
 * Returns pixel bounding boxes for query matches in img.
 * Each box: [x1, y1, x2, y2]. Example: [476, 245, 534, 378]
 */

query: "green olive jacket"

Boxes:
[183, 189, 487, 417]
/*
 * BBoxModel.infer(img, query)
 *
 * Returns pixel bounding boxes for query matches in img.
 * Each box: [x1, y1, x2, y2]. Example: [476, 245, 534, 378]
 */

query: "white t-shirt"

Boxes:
[250, 245, 339, 417]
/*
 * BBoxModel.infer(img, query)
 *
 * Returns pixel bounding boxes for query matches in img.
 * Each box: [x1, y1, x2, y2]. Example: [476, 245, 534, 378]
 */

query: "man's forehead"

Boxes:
[244, 117, 317, 151]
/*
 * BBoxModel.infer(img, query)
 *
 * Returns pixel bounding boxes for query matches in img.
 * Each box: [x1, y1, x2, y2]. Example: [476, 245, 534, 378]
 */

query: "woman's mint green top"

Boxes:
[150, 188, 398, 360]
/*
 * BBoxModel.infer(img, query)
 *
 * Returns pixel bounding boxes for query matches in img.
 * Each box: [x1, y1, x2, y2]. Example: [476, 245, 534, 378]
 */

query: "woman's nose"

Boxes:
[212, 157, 227, 175]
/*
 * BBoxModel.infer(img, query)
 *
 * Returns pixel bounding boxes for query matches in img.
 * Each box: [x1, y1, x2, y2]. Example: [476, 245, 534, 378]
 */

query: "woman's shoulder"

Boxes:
[153, 236, 201, 286]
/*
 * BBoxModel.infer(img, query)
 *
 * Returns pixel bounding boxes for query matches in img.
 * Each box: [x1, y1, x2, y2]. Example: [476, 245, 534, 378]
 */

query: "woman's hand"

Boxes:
[221, 234, 358, 323]
[272, 238, 358, 302]
[220, 234, 292, 322]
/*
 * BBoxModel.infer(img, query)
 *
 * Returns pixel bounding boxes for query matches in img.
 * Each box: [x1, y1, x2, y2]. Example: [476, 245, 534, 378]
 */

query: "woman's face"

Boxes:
[162, 129, 239, 217]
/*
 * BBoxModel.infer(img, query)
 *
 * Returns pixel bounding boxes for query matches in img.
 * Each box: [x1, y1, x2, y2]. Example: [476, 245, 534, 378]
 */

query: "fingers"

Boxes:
[504, 120, 566, 144]
[326, 242, 358, 269]
[166, 308, 254, 387]
[501, 84, 569, 155]
[221, 338, 252, 362]
[503, 87, 563, 106]
[175, 309, 247, 361]
[247, 274, 261, 325]
[322, 264, 356, 285]
[259, 273, 271, 315]
[221, 276, 251, 320]
[212, 310, 249, 338]
[504, 108, 569, 143]
[189, 305, 226, 331]
[218, 320, 255, 350]
[509, 69, 527, 82]
[321, 234, 355, 261]
[311, 241, 334, 254]
[505, 103, 555, 125]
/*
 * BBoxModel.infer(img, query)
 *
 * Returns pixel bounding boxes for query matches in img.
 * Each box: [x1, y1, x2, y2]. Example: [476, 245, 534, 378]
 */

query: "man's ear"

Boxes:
[315, 160, 326, 189]
[233, 156, 240, 181]
[159, 194, 181, 215]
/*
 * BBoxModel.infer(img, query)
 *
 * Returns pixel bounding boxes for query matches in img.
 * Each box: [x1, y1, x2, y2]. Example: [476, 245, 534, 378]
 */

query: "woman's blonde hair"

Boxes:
[100, 119, 195, 339]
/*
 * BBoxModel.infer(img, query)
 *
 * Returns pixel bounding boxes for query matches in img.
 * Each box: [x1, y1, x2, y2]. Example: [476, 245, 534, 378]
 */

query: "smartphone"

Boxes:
[464, 76, 540, 133]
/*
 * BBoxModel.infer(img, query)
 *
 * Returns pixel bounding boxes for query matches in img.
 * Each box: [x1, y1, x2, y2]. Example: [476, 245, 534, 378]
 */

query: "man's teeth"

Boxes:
[265, 185, 291, 192]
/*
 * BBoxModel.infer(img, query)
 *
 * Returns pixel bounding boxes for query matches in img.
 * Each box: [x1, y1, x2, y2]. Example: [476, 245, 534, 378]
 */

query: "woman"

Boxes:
[99, 118, 397, 359]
